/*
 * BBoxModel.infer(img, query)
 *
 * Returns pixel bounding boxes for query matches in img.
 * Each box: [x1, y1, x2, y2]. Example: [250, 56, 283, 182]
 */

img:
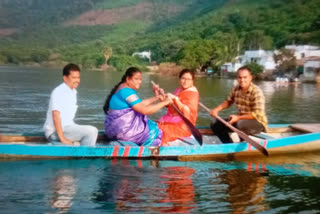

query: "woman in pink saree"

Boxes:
[155, 69, 199, 146]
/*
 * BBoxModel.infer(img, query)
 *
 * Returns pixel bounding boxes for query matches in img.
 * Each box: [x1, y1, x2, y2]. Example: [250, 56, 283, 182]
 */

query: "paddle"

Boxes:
[151, 81, 203, 145]
[199, 102, 269, 156]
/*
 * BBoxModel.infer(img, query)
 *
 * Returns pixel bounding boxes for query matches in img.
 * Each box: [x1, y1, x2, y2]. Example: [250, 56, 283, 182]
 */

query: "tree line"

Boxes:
[0, 0, 319, 74]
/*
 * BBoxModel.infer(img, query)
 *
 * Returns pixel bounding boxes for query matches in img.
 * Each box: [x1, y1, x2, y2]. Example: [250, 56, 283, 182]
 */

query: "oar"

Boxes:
[151, 81, 203, 145]
[199, 102, 269, 156]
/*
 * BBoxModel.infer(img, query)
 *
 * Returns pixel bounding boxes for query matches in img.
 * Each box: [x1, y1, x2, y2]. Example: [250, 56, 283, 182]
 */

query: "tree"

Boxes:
[178, 40, 219, 70]
[245, 62, 263, 77]
[212, 32, 241, 67]
[108, 55, 141, 72]
[243, 30, 273, 50]
[103, 47, 112, 65]
[273, 48, 297, 75]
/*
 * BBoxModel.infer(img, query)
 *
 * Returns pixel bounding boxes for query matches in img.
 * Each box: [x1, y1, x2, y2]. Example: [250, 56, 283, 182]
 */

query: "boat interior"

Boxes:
[0, 124, 319, 145]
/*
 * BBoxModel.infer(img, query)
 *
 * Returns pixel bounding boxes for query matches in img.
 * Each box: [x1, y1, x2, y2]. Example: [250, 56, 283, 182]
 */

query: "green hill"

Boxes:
[0, 0, 319, 70]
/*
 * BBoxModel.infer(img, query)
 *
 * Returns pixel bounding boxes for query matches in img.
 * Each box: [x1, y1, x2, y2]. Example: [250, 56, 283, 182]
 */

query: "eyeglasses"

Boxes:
[180, 78, 193, 81]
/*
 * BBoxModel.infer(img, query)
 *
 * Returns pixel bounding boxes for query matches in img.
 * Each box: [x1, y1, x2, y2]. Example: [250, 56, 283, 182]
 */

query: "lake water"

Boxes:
[1, 65, 320, 213]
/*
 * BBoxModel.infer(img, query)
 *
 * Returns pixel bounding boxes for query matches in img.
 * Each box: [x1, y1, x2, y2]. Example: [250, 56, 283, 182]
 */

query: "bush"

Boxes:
[245, 62, 264, 77]
[157, 63, 183, 76]
[109, 55, 142, 72]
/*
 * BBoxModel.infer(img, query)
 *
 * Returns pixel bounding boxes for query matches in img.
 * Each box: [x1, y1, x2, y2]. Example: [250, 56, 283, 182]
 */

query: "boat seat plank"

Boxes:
[254, 132, 275, 140]
[290, 124, 320, 133]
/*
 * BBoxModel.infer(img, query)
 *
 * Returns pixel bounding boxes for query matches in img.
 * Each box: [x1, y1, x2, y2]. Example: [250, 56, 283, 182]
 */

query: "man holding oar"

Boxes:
[43, 63, 98, 146]
[210, 66, 268, 143]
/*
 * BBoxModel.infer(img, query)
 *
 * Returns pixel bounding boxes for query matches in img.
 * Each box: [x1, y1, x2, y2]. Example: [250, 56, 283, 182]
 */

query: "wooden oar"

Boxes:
[199, 102, 269, 156]
[151, 81, 203, 145]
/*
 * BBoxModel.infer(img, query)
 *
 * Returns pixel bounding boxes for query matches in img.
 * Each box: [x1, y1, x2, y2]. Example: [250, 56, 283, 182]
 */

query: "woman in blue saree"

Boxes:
[103, 67, 171, 146]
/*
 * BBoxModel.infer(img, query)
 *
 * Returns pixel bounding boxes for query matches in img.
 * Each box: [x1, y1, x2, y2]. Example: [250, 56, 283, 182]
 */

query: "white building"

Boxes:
[241, 50, 276, 71]
[221, 56, 242, 73]
[285, 45, 320, 60]
[303, 56, 320, 81]
[221, 50, 276, 72]
[132, 50, 151, 62]
[221, 45, 320, 75]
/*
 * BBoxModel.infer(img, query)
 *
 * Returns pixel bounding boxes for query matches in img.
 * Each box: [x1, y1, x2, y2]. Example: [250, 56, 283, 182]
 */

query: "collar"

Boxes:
[62, 82, 77, 94]
[180, 86, 198, 92]
[236, 83, 254, 94]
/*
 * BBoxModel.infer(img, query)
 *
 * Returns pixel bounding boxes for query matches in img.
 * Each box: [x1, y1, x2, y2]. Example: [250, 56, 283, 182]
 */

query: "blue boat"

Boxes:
[0, 124, 319, 160]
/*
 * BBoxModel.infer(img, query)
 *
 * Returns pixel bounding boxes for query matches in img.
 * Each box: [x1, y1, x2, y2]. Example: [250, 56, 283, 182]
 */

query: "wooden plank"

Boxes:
[0, 135, 47, 143]
[0, 134, 109, 143]
[290, 124, 320, 133]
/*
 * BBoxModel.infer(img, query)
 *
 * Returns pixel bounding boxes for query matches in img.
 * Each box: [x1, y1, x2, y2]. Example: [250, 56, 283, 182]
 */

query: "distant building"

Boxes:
[285, 45, 320, 60]
[221, 45, 320, 79]
[303, 56, 320, 81]
[241, 50, 276, 71]
[132, 50, 151, 62]
[221, 56, 242, 73]
[221, 50, 276, 73]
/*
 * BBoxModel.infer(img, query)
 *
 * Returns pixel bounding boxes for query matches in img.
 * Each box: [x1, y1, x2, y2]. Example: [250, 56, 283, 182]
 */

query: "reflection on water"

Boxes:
[51, 173, 76, 214]
[221, 169, 268, 213]
[158, 166, 196, 213]
[92, 160, 196, 213]
[2, 158, 318, 213]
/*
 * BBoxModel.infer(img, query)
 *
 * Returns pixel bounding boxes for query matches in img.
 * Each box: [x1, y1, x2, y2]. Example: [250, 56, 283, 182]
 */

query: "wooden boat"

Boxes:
[0, 124, 320, 160]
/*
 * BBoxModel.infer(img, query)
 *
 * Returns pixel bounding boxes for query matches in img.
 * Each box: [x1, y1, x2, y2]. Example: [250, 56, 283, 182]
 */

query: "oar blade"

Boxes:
[241, 134, 269, 156]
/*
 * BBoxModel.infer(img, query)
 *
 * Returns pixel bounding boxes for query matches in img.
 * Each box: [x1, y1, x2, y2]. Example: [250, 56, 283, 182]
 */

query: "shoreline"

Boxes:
[1, 64, 318, 84]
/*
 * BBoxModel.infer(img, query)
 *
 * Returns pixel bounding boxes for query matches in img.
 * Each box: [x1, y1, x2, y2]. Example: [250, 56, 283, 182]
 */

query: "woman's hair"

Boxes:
[179, 68, 195, 79]
[103, 67, 141, 114]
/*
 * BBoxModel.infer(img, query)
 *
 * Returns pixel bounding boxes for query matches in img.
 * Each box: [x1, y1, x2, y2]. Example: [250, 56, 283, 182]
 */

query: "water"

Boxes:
[1, 65, 320, 134]
[1, 158, 320, 213]
[1, 65, 320, 213]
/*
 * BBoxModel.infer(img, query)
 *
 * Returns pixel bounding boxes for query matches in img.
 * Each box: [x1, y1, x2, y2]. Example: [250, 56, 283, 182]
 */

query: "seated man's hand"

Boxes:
[210, 108, 219, 118]
[228, 114, 240, 125]
[60, 137, 73, 145]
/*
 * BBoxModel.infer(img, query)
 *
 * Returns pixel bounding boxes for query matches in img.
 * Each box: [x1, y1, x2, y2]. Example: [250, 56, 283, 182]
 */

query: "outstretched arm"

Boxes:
[133, 95, 172, 115]
[141, 95, 161, 106]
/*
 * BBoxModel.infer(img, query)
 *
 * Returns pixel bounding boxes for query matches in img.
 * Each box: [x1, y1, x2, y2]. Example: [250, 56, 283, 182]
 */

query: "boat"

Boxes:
[0, 124, 320, 160]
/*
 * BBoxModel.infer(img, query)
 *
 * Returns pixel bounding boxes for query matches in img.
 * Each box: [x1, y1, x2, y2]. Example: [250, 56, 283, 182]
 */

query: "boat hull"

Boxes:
[1, 132, 320, 160]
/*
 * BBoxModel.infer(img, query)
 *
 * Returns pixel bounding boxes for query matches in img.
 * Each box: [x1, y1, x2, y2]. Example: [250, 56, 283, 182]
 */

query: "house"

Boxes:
[241, 50, 276, 71]
[221, 50, 276, 73]
[285, 45, 320, 60]
[132, 50, 151, 62]
[221, 56, 242, 73]
[302, 56, 320, 82]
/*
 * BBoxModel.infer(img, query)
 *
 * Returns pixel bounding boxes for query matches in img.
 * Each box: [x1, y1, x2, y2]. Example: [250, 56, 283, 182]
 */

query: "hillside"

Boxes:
[0, 0, 319, 70]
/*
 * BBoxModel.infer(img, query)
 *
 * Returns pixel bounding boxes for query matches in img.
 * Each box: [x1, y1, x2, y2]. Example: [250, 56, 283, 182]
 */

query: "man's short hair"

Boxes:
[63, 63, 80, 76]
[237, 66, 252, 75]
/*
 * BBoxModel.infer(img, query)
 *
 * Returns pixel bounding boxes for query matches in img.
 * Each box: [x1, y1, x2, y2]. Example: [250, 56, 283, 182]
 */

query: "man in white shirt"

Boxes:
[43, 63, 98, 146]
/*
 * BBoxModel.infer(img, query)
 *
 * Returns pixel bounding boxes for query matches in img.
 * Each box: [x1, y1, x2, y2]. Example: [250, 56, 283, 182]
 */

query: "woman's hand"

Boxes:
[163, 93, 173, 105]
[166, 93, 179, 101]
[152, 84, 164, 95]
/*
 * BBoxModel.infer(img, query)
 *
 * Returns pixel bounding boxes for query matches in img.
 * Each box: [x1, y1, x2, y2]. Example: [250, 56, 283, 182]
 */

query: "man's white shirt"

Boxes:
[43, 83, 78, 138]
